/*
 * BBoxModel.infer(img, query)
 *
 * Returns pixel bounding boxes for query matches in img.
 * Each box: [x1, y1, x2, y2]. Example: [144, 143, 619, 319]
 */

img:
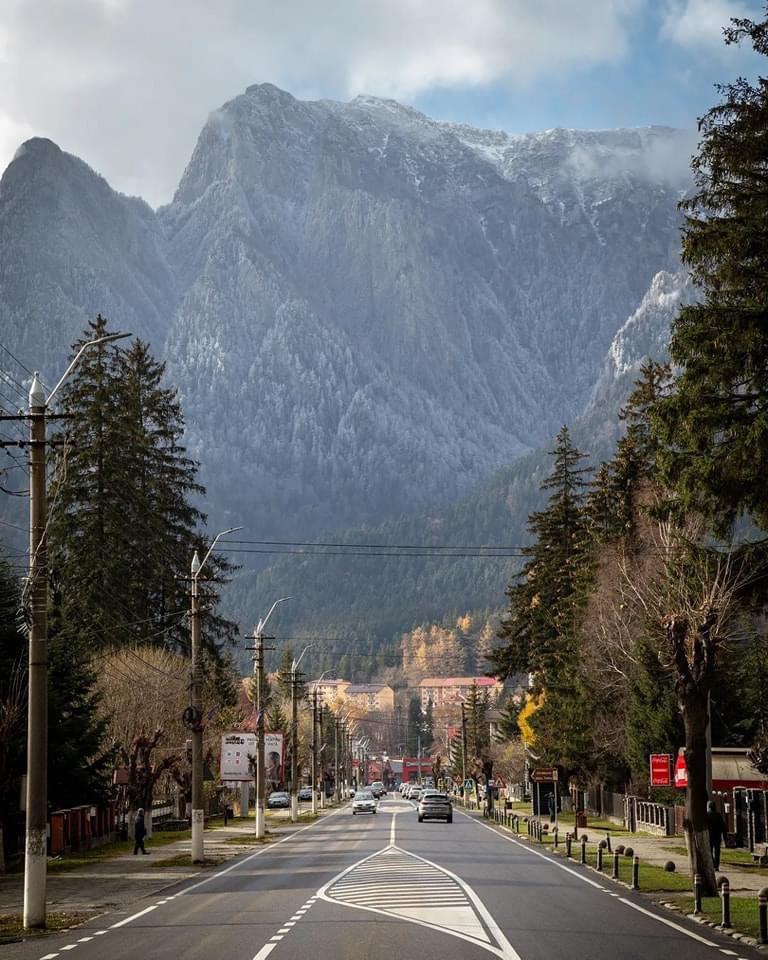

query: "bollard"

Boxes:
[605, 831, 611, 853]
[554, 826, 559, 848]
[759, 887, 768, 945]
[612, 850, 619, 880]
[597, 841, 605, 872]
[566, 834, 573, 858]
[694, 873, 702, 915]
[719, 877, 731, 929]
[581, 836, 587, 865]
[632, 855, 639, 890]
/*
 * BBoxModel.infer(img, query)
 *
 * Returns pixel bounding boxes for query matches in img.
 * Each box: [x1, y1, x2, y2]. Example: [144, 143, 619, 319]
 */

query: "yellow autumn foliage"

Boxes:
[517, 692, 545, 745]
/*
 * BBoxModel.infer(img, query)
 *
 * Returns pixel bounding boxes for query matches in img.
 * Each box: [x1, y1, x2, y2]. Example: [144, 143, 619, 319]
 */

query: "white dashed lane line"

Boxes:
[250, 898, 319, 958]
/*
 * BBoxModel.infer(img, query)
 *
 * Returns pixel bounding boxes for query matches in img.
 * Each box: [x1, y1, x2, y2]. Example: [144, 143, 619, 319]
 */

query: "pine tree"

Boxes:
[48, 317, 236, 655]
[492, 426, 590, 689]
[653, 12, 768, 532]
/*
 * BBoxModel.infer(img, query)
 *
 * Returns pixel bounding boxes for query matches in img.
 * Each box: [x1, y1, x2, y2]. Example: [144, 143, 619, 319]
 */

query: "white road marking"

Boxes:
[59, 947, 77, 952]
[318, 843, 521, 960]
[390, 812, 397, 845]
[469, 814, 721, 950]
[109, 904, 158, 928]
[719, 951, 738, 956]
[270, 935, 283, 941]
[252, 945, 276, 960]
[92, 931, 107, 936]
[76, 937, 93, 942]
[39, 954, 59, 959]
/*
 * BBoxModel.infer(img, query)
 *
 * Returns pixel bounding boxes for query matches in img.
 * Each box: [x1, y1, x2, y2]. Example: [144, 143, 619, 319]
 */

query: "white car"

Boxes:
[351, 790, 377, 815]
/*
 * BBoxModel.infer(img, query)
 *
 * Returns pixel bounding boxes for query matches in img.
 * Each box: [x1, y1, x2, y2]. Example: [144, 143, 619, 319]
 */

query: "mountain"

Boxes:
[0, 85, 693, 649]
[224, 267, 693, 675]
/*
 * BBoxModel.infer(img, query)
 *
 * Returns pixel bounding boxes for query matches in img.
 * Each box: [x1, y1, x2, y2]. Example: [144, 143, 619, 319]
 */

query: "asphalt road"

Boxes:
[2, 797, 762, 960]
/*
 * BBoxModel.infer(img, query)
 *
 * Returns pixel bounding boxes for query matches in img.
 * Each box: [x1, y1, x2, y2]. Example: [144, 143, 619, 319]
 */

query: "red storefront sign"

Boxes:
[674, 750, 688, 788]
[649, 753, 672, 787]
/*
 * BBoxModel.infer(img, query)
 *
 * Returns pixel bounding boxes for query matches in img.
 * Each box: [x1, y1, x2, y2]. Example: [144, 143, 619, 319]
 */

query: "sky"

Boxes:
[0, 0, 764, 207]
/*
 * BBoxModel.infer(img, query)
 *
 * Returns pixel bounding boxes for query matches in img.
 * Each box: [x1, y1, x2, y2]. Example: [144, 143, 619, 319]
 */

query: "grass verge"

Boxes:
[0, 911, 97, 945]
[671, 895, 762, 940]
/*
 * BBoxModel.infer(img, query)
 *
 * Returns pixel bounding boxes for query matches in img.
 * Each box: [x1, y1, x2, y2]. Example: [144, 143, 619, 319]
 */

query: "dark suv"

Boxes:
[417, 792, 452, 823]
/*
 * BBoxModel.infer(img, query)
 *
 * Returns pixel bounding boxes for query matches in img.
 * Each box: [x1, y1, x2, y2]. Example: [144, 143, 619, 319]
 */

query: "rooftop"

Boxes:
[419, 676, 502, 688]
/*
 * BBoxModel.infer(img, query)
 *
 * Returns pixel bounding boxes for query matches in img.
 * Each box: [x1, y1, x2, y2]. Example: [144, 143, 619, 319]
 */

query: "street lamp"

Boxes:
[253, 597, 292, 838]
[290, 644, 312, 821]
[24, 331, 131, 929]
[189, 525, 242, 864]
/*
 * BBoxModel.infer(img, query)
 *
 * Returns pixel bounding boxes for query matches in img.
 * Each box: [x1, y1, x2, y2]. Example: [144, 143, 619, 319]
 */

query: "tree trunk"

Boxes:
[681, 689, 716, 895]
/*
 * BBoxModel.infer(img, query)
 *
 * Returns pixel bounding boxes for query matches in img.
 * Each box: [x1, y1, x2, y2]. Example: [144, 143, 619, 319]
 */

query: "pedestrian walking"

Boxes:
[707, 800, 725, 870]
[547, 791, 556, 823]
[133, 807, 149, 855]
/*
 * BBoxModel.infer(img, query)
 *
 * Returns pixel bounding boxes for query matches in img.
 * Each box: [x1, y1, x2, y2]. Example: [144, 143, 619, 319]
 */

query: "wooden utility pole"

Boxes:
[461, 701, 468, 792]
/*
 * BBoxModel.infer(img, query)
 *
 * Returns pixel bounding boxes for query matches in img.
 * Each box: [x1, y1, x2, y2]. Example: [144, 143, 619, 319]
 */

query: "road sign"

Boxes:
[650, 753, 672, 786]
[530, 767, 558, 783]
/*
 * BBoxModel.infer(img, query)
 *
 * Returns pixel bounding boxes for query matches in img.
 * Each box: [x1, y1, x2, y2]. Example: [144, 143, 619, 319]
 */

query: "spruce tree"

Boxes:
[48, 317, 236, 655]
[492, 426, 590, 688]
[0, 555, 25, 869]
[654, 11, 768, 532]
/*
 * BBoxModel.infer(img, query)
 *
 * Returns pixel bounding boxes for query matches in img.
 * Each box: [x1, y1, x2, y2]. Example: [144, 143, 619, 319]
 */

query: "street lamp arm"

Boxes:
[195, 525, 243, 580]
[46, 332, 132, 407]
[256, 596, 292, 636]
[292, 643, 313, 672]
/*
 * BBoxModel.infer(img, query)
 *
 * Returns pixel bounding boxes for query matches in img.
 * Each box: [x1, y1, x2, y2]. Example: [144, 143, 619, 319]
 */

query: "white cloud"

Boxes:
[0, 0, 642, 206]
[661, 0, 754, 49]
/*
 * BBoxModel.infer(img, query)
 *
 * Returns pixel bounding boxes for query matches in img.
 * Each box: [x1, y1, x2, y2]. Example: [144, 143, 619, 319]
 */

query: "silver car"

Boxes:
[351, 790, 377, 815]
[417, 791, 453, 823]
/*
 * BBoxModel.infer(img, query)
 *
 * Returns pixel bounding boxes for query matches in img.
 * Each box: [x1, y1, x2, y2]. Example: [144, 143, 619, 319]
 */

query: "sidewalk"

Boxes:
[0, 810, 326, 919]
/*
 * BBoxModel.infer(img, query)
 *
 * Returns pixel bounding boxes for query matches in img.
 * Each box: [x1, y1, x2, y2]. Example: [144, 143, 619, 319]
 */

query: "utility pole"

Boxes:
[189, 554, 204, 863]
[461, 700, 468, 794]
[290, 664, 299, 822]
[190, 525, 241, 864]
[251, 597, 290, 839]
[254, 627, 266, 839]
[311, 689, 318, 816]
[334, 714, 340, 804]
[22, 332, 131, 929]
[23, 375, 47, 929]
[318, 703, 326, 809]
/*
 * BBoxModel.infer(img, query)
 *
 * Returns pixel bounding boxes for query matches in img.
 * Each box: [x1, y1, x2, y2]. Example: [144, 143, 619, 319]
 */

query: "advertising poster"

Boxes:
[264, 732, 285, 790]
[220, 732, 257, 781]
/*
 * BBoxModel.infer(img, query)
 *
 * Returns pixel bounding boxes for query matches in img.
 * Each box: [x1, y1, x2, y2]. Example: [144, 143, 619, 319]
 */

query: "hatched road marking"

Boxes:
[317, 811, 522, 960]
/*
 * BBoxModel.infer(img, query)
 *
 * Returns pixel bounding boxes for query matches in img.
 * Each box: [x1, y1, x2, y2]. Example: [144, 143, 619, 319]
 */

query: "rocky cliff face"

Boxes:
[0, 84, 689, 547]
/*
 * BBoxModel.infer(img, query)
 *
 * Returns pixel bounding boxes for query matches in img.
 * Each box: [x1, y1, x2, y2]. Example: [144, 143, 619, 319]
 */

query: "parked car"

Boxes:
[418, 791, 453, 823]
[298, 787, 312, 801]
[352, 790, 378, 815]
[267, 791, 290, 809]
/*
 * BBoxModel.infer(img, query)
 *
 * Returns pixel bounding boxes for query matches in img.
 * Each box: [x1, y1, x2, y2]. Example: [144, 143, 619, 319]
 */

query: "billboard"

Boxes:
[220, 732, 256, 781]
[220, 731, 285, 785]
[265, 732, 285, 790]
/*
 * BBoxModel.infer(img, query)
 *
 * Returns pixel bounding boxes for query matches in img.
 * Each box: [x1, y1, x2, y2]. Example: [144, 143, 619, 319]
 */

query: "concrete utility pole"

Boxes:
[290, 665, 299, 822]
[252, 598, 291, 838]
[23, 332, 130, 930]
[24, 374, 47, 930]
[318, 704, 326, 809]
[289, 645, 311, 822]
[190, 526, 241, 864]
[460, 700, 468, 793]
[333, 714, 340, 804]
[311, 689, 318, 815]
